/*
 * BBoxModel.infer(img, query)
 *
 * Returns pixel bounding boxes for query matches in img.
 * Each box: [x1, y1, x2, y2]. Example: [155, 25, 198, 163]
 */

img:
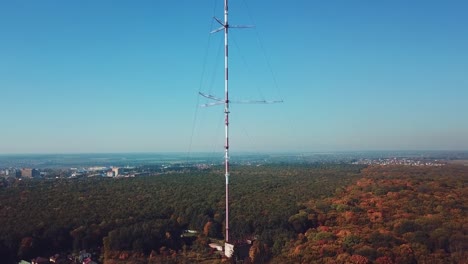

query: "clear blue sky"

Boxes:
[1, 0, 467, 154]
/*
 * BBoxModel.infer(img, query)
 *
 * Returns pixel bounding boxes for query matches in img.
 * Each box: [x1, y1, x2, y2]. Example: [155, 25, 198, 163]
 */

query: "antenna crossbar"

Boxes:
[199, 92, 223, 102]
[199, 91, 282, 106]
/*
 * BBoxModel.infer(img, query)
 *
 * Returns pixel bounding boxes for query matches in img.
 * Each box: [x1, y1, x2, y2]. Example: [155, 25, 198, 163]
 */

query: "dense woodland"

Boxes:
[0, 164, 362, 263]
[274, 165, 468, 264]
[0, 164, 467, 263]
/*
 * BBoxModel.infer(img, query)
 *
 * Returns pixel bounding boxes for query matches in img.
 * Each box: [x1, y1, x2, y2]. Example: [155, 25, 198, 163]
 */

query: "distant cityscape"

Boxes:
[352, 157, 445, 166]
[0, 163, 208, 180]
[1, 151, 466, 181]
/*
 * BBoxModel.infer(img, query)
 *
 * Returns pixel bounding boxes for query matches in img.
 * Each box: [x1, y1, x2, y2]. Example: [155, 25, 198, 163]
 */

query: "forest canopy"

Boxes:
[1, 164, 466, 263]
[0, 164, 362, 263]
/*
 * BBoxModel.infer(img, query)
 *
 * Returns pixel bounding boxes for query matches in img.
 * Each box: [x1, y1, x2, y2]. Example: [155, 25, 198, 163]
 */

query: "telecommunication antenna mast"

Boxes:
[199, 0, 282, 255]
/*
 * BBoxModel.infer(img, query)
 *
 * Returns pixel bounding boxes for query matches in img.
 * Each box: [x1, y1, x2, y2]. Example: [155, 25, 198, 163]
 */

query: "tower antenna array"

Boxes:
[199, 0, 282, 257]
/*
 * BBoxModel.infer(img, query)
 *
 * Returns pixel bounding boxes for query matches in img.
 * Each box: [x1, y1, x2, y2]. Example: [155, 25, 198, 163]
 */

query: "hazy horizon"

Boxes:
[1, 149, 468, 156]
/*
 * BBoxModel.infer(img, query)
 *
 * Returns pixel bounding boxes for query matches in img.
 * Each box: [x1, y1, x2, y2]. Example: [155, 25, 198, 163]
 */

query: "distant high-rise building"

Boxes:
[112, 167, 119, 177]
[20, 168, 40, 178]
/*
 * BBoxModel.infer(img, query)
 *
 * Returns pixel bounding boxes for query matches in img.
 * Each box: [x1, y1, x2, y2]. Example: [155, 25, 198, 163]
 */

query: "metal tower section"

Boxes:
[199, 0, 281, 251]
[201, 0, 234, 243]
[200, 0, 232, 244]
[222, 0, 231, 244]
